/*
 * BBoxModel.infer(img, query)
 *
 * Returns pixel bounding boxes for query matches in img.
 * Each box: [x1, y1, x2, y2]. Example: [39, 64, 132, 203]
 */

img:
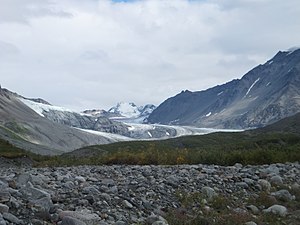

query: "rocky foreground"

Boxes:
[0, 162, 299, 225]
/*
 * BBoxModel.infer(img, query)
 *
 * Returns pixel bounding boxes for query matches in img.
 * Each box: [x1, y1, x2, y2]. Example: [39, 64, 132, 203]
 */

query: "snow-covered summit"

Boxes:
[108, 102, 156, 119]
[108, 102, 141, 118]
[107, 102, 156, 122]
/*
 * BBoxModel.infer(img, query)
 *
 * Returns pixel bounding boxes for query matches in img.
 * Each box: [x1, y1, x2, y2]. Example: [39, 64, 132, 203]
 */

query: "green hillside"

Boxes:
[0, 138, 28, 158]
[39, 130, 300, 167]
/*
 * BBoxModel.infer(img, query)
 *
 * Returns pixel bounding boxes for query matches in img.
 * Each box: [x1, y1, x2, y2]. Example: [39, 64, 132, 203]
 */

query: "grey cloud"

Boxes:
[0, 41, 20, 57]
[80, 50, 109, 61]
[1, 0, 300, 111]
[0, 0, 71, 24]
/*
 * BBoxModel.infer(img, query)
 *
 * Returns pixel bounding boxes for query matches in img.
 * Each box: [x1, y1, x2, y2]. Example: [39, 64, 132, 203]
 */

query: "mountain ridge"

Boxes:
[0, 87, 115, 154]
[147, 49, 300, 128]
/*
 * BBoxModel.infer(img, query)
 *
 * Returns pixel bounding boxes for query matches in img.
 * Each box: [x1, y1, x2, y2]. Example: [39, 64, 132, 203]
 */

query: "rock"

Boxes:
[244, 222, 257, 225]
[246, 205, 259, 215]
[98, 222, 109, 225]
[20, 185, 53, 212]
[270, 175, 283, 185]
[291, 183, 300, 192]
[243, 178, 255, 186]
[166, 175, 179, 188]
[201, 186, 217, 201]
[0, 192, 10, 203]
[152, 221, 168, 225]
[0, 204, 9, 213]
[236, 182, 249, 189]
[109, 186, 118, 194]
[63, 181, 75, 189]
[115, 221, 126, 225]
[59, 211, 101, 225]
[15, 173, 32, 188]
[258, 179, 271, 192]
[2, 212, 23, 224]
[102, 179, 115, 186]
[75, 176, 86, 183]
[0, 180, 8, 189]
[263, 204, 288, 217]
[31, 196, 53, 212]
[82, 186, 100, 195]
[122, 200, 133, 209]
[234, 163, 243, 169]
[61, 216, 87, 225]
[271, 190, 294, 202]
[146, 215, 168, 225]
[20, 185, 51, 200]
[100, 193, 111, 202]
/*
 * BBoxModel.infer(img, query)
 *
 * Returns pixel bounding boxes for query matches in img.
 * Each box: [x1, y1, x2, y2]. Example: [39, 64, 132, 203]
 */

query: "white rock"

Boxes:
[75, 176, 86, 183]
[263, 204, 288, 217]
[258, 179, 271, 192]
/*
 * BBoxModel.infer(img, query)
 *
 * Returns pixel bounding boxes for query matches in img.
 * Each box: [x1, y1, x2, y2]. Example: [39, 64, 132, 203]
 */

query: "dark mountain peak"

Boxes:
[180, 89, 192, 94]
[269, 47, 300, 63]
[148, 48, 300, 128]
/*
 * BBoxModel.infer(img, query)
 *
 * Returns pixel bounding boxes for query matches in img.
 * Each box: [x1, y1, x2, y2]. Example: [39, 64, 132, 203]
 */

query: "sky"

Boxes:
[0, 0, 299, 111]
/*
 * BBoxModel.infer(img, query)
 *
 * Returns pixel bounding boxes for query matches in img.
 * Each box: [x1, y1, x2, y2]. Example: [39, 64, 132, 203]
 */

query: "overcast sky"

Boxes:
[1, 0, 299, 111]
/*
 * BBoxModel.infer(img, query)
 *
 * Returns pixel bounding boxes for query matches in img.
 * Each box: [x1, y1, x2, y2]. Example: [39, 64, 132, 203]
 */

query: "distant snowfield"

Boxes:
[76, 128, 134, 142]
[103, 122, 243, 141]
[78, 122, 243, 143]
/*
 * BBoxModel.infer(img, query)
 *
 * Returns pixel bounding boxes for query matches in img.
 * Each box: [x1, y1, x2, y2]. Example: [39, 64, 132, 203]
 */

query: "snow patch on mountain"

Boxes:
[244, 78, 260, 97]
[205, 112, 212, 117]
[19, 98, 73, 117]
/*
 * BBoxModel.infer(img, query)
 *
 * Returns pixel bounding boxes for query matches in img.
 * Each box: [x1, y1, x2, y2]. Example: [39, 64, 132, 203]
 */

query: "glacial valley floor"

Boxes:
[0, 162, 299, 225]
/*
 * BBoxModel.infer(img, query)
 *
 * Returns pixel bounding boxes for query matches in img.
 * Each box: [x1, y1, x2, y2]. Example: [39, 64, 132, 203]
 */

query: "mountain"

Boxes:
[0, 87, 118, 155]
[19, 98, 130, 136]
[148, 48, 300, 129]
[107, 102, 156, 122]
[9, 90, 221, 141]
[253, 111, 300, 135]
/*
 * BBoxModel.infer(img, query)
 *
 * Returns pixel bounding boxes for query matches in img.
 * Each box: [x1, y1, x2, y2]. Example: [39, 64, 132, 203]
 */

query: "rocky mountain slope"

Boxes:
[148, 48, 300, 129]
[0, 87, 114, 154]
